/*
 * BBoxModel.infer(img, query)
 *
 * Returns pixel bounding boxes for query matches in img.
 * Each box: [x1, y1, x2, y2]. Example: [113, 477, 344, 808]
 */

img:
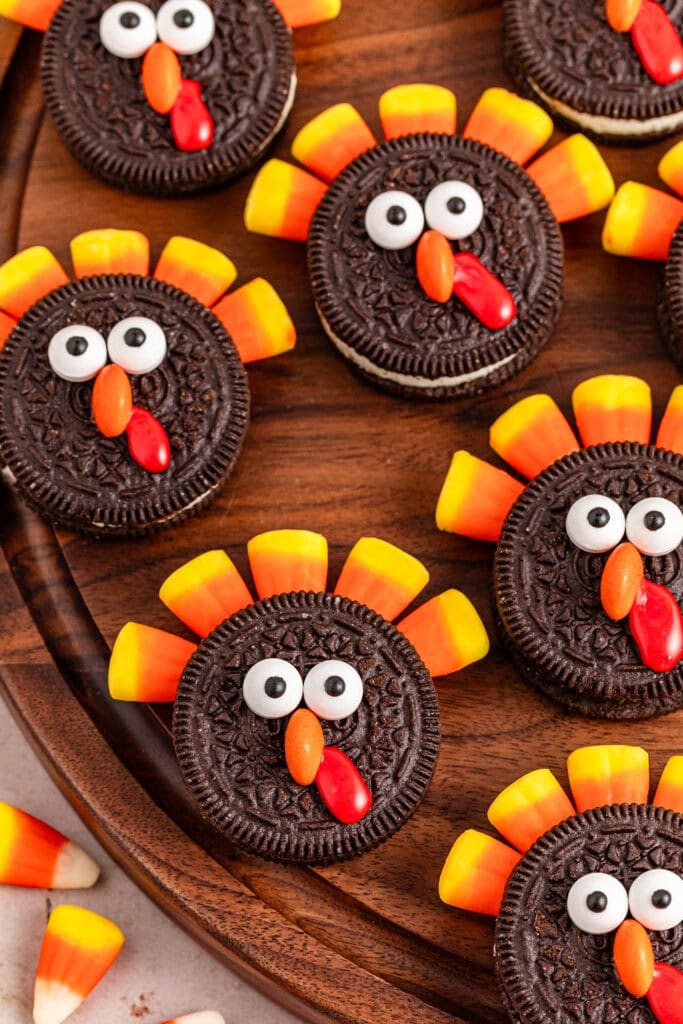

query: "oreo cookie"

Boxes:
[1, 0, 340, 195]
[245, 83, 614, 399]
[0, 229, 295, 536]
[108, 531, 489, 863]
[440, 745, 683, 1024]
[504, 0, 683, 144]
[437, 374, 683, 719]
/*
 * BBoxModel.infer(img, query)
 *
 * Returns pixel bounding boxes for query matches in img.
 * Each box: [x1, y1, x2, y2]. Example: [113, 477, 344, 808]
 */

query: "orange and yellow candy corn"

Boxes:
[572, 374, 651, 447]
[489, 394, 578, 479]
[271, 0, 340, 28]
[293, 104, 376, 182]
[439, 829, 521, 916]
[567, 745, 649, 812]
[488, 769, 575, 853]
[379, 84, 457, 139]
[0, 247, 68, 319]
[212, 278, 296, 363]
[397, 589, 489, 678]
[70, 229, 149, 279]
[160, 550, 253, 637]
[244, 160, 327, 242]
[153, 236, 236, 307]
[463, 88, 552, 166]
[109, 622, 197, 701]
[161, 1014, 225, 1024]
[33, 906, 124, 1024]
[334, 536, 429, 621]
[654, 755, 683, 813]
[436, 451, 524, 542]
[603, 182, 683, 260]
[247, 529, 328, 599]
[656, 385, 683, 455]
[0, 802, 99, 889]
[526, 135, 615, 223]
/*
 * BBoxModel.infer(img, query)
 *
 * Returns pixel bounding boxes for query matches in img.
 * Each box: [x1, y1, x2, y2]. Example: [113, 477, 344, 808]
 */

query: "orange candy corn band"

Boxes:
[70, 229, 149, 279]
[154, 236, 236, 307]
[271, 0, 340, 28]
[292, 104, 376, 182]
[463, 88, 552, 166]
[333, 536, 429, 621]
[212, 279, 296, 363]
[489, 394, 579, 479]
[160, 550, 253, 637]
[0, 802, 99, 889]
[654, 756, 683, 813]
[526, 135, 615, 224]
[439, 830, 521, 916]
[656, 385, 683, 454]
[603, 181, 683, 260]
[396, 589, 489, 678]
[244, 160, 327, 242]
[108, 622, 197, 701]
[0, 247, 69, 319]
[0, 0, 63, 30]
[572, 374, 652, 446]
[379, 84, 457, 139]
[488, 769, 575, 853]
[659, 139, 683, 198]
[436, 451, 524, 542]
[0, 309, 16, 350]
[567, 745, 649, 812]
[247, 529, 328, 599]
[34, 906, 124, 1024]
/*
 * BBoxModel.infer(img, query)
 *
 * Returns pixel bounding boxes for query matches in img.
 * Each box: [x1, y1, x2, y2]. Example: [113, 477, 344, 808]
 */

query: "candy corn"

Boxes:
[572, 374, 652, 447]
[292, 104, 376, 182]
[0, 802, 99, 889]
[489, 394, 578, 479]
[488, 769, 575, 853]
[160, 550, 253, 637]
[603, 181, 683, 260]
[656, 385, 683, 454]
[247, 529, 328, 598]
[439, 829, 521, 916]
[33, 906, 124, 1024]
[0, 247, 68, 318]
[271, 0, 340, 28]
[70, 229, 149, 279]
[153, 236, 236, 307]
[567, 745, 649, 812]
[397, 589, 489, 677]
[659, 138, 683, 198]
[109, 622, 197, 701]
[379, 83, 457, 139]
[654, 755, 683, 813]
[526, 135, 615, 223]
[161, 1014, 226, 1024]
[244, 160, 327, 242]
[212, 278, 296, 363]
[436, 450, 524, 541]
[333, 536, 429, 621]
[463, 87, 552, 166]
[0, 0, 62, 31]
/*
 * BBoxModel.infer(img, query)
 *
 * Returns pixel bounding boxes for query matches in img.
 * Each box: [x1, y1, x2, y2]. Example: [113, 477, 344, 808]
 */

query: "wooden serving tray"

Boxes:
[1, 4, 682, 1022]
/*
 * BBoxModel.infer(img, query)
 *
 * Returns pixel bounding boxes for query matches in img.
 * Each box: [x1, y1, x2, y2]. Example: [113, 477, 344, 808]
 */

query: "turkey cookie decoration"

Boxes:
[603, 140, 683, 367]
[0, 229, 295, 536]
[0, 0, 339, 195]
[244, 83, 614, 399]
[440, 745, 683, 1024]
[437, 374, 683, 720]
[108, 530, 489, 862]
[504, 0, 683, 143]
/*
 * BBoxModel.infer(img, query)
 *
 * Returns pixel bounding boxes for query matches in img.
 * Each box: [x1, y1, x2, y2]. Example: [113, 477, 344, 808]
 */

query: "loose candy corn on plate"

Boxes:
[0, 3, 682, 1023]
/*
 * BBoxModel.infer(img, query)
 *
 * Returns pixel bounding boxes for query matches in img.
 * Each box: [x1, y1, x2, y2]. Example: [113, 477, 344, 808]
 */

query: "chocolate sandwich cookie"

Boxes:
[504, 0, 683, 144]
[109, 530, 490, 863]
[437, 374, 683, 720]
[440, 745, 683, 1024]
[245, 83, 614, 399]
[0, 229, 295, 536]
[1, 0, 340, 195]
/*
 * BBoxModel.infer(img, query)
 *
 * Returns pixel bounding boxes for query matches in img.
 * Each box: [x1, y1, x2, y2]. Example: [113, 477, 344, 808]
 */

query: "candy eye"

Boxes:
[424, 181, 484, 240]
[629, 869, 683, 931]
[242, 658, 303, 719]
[107, 317, 167, 374]
[156, 0, 215, 54]
[364, 190, 424, 250]
[48, 325, 108, 382]
[565, 494, 626, 553]
[303, 660, 364, 721]
[567, 872, 629, 934]
[625, 497, 683, 556]
[99, 1, 157, 58]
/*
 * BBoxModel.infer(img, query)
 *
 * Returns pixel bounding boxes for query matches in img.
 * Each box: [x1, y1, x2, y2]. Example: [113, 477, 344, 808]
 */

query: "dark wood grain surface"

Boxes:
[0, 3, 682, 1022]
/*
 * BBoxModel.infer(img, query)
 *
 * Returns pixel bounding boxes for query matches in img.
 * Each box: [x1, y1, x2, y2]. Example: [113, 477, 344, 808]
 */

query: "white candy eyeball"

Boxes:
[629, 869, 683, 931]
[48, 325, 108, 382]
[566, 872, 629, 934]
[424, 181, 484, 240]
[364, 190, 424, 250]
[107, 317, 167, 375]
[157, 0, 215, 54]
[565, 494, 626, 553]
[99, 1, 157, 58]
[303, 660, 364, 721]
[242, 658, 303, 719]
[625, 497, 683, 557]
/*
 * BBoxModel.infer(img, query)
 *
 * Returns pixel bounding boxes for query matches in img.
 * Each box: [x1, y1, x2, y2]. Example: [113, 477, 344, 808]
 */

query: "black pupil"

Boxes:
[652, 889, 672, 909]
[324, 675, 346, 697]
[264, 676, 286, 699]
[386, 205, 407, 226]
[586, 891, 608, 913]
[587, 507, 610, 528]
[173, 9, 194, 26]
[119, 10, 140, 27]
[66, 336, 88, 356]
[644, 510, 666, 531]
[447, 196, 466, 214]
[124, 327, 146, 348]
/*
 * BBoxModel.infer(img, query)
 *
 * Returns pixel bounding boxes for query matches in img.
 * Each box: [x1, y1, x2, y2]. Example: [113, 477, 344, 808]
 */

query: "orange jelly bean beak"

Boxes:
[614, 919, 655, 998]
[92, 364, 133, 438]
[416, 229, 455, 303]
[600, 542, 644, 620]
[142, 41, 182, 115]
[606, 0, 643, 31]
[284, 707, 324, 786]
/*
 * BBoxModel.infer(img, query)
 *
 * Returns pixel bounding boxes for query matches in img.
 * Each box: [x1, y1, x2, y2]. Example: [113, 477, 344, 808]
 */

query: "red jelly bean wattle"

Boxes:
[631, 0, 683, 84]
[315, 746, 373, 824]
[126, 406, 171, 473]
[452, 252, 517, 329]
[628, 577, 683, 673]
[170, 79, 215, 152]
[647, 963, 683, 1024]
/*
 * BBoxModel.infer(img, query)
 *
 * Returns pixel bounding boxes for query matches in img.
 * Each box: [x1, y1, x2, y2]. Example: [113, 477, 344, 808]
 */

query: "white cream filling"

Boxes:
[317, 305, 517, 390]
[529, 76, 683, 137]
[254, 70, 297, 158]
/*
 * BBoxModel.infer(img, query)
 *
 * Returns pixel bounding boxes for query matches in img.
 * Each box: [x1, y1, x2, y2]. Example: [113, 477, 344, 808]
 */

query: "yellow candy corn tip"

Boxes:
[46, 905, 124, 949]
